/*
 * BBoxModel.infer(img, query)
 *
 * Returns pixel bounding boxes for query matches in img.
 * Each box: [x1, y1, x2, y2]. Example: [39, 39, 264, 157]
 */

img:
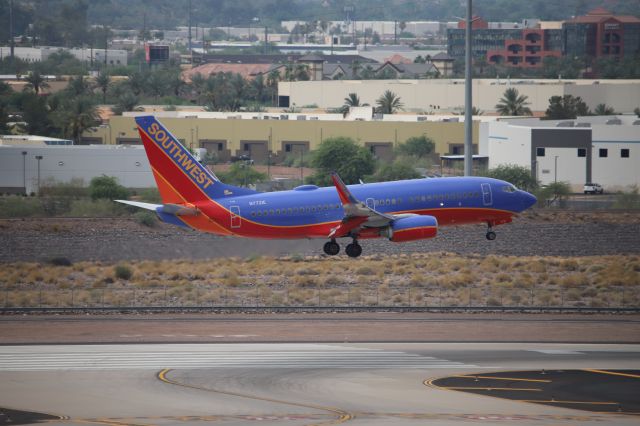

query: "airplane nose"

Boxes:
[522, 191, 537, 210]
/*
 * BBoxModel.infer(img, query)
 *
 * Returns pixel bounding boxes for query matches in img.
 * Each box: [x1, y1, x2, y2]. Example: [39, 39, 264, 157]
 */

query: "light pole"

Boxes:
[300, 149, 304, 184]
[35, 155, 43, 195]
[554, 156, 558, 184]
[463, 0, 473, 177]
[21, 151, 27, 195]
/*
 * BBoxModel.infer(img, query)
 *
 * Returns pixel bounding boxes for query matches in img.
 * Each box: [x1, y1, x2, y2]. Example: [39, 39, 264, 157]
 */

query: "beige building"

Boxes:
[278, 79, 640, 114]
[86, 112, 480, 163]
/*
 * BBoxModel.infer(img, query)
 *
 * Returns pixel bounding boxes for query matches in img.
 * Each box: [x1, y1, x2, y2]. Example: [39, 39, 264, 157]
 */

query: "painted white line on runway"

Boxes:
[0, 344, 480, 371]
[531, 350, 585, 355]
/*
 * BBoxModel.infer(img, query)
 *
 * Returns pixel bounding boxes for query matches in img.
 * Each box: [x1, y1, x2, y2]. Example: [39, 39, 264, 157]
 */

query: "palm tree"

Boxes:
[111, 92, 139, 115]
[95, 72, 110, 104]
[495, 88, 532, 116]
[350, 60, 362, 79]
[341, 93, 369, 114]
[24, 71, 49, 95]
[65, 75, 91, 97]
[294, 64, 310, 81]
[471, 106, 484, 116]
[594, 103, 615, 115]
[266, 69, 281, 106]
[376, 90, 403, 114]
[58, 97, 100, 144]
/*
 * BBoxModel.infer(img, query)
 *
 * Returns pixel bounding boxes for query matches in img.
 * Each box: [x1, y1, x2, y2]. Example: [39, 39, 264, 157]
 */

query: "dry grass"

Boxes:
[0, 253, 638, 308]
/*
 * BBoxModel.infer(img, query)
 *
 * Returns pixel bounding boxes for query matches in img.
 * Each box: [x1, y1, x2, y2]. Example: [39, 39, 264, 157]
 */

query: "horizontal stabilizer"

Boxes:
[115, 200, 161, 211]
[115, 200, 199, 216]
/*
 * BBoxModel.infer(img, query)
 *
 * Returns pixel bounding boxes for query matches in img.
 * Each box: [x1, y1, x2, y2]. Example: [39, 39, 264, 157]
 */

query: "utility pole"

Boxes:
[188, 0, 193, 65]
[9, 0, 14, 62]
[264, 26, 268, 54]
[394, 20, 397, 44]
[103, 25, 108, 67]
[463, 0, 473, 177]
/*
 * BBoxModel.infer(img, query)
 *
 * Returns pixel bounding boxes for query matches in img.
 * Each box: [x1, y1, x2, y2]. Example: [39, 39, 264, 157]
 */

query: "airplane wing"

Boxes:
[329, 172, 414, 239]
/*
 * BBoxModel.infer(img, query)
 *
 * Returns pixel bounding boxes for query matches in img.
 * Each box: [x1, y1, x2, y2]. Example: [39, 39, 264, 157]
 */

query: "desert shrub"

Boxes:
[0, 196, 44, 218]
[114, 264, 133, 280]
[89, 175, 129, 201]
[66, 199, 127, 217]
[134, 211, 157, 227]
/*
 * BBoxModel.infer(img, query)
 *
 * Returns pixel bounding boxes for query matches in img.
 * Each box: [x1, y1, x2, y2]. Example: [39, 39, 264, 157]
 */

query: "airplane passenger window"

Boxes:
[294, 207, 299, 214]
[257, 211, 262, 216]
[276, 209, 280, 214]
[270, 209, 274, 215]
[263, 210, 268, 216]
[422, 195, 426, 202]
[288, 208, 293, 214]
[251, 212, 256, 217]
[312, 206, 316, 212]
[386, 199, 391, 205]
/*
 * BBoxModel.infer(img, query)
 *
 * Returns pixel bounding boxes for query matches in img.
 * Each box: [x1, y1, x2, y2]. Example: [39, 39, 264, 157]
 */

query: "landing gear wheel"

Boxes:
[323, 240, 340, 256]
[486, 231, 497, 241]
[345, 242, 362, 258]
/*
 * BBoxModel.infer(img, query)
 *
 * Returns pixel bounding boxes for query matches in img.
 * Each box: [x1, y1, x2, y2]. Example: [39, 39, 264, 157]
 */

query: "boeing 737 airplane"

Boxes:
[117, 116, 537, 258]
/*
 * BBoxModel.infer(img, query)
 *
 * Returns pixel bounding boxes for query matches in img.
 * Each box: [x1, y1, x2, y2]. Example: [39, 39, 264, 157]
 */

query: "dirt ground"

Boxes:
[1, 210, 639, 263]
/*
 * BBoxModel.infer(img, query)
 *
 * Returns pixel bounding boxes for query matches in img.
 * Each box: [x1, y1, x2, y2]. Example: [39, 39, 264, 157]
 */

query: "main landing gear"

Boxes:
[323, 239, 340, 256]
[323, 239, 362, 258]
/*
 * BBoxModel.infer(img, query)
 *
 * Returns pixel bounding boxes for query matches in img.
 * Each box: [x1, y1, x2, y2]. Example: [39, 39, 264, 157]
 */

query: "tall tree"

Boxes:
[57, 96, 99, 144]
[376, 90, 403, 114]
[308, 136, 376, 186]
[398, 135, 435, 158]
[341, 92, 369, 114]
[495, 88, 532, 116]
[23, 72, 50, 95]
[65, 75, 91, 97]
[95, 72, 110, 104]
[545, 95, 590, 119]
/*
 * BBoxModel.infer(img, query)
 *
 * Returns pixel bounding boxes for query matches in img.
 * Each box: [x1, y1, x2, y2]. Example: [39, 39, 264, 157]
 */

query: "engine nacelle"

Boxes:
[382, 215, 438, 242]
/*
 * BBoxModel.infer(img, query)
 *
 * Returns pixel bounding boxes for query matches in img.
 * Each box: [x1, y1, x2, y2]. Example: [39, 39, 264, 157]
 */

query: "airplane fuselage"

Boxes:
[175, 176, 535, 240]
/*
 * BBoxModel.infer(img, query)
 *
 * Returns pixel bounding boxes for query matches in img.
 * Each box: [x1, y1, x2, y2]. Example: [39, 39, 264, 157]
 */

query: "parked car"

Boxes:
[583, 183, 604, 194]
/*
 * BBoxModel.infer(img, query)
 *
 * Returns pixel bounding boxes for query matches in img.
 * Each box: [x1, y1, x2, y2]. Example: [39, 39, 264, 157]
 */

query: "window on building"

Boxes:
[599, 148, 608, 158]
[536, 147, 545, 157]
[577, 148, 586, 157]
[218, 143, 223, 151]
[285, 144, 291, 152]
[621, 148, 630, 158]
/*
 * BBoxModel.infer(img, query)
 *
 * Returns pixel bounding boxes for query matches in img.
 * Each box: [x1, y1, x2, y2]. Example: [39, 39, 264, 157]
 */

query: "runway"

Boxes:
[1, 343, 638, 425]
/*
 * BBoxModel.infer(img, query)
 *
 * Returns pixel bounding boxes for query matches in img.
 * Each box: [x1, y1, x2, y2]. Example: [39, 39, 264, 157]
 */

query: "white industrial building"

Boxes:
[0, 145, 153, 195]
[279, 79, 640, 114]
[0, 46, 127, 67]
[480, 115, 640, 191]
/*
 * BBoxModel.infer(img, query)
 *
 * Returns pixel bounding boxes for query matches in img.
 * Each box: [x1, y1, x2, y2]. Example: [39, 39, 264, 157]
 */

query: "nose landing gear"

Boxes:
[486, 223, 497, 240]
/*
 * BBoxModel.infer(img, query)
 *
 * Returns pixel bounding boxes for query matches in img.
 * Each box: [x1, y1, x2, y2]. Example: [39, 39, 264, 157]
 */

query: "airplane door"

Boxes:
[481, 183, 493, 206]
[366, 198, 375, 210]
[230, 205, 241, 229]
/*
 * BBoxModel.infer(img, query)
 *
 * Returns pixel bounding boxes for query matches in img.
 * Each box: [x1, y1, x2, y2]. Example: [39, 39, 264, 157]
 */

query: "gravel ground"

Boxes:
[1, 211, 639, 263]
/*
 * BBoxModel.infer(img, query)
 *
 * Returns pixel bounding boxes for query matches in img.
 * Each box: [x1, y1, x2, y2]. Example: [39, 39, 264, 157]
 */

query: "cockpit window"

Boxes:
[502, 185, 516, 193]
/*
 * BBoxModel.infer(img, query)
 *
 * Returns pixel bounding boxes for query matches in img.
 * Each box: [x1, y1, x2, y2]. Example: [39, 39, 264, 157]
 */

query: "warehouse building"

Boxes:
[279, 78, 640, 114]
[481, 115, 640, 191]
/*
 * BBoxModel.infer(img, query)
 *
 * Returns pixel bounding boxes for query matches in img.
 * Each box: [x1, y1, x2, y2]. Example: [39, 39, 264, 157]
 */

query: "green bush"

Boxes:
[613, 186, 640, 209]
[39, 178, 87, 198]
[114, 264, 133, 280]
[66, 199, 127, 217]
[134, 211, 157, 227]
[89, 175, 129, 201]
[0, 196, 44, 218]
[49, 257, 72, 266]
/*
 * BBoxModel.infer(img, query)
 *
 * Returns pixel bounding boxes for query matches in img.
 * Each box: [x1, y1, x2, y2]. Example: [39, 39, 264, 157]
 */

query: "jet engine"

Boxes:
[382, 215, 438, 242]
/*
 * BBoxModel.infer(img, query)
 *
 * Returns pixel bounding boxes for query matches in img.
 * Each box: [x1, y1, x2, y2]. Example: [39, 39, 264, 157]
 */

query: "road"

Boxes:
[0, 342, 638, 425]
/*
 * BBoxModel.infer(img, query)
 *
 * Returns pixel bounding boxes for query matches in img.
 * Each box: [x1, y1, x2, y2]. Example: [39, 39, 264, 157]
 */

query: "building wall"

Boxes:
[95, 115, 479, 163]
[591, 124, 640, 190]
[486, 122, 532, 169]
[280, 79, 640, 114]
[484, 118, 639, 191]
[0, 146, 153, 194]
